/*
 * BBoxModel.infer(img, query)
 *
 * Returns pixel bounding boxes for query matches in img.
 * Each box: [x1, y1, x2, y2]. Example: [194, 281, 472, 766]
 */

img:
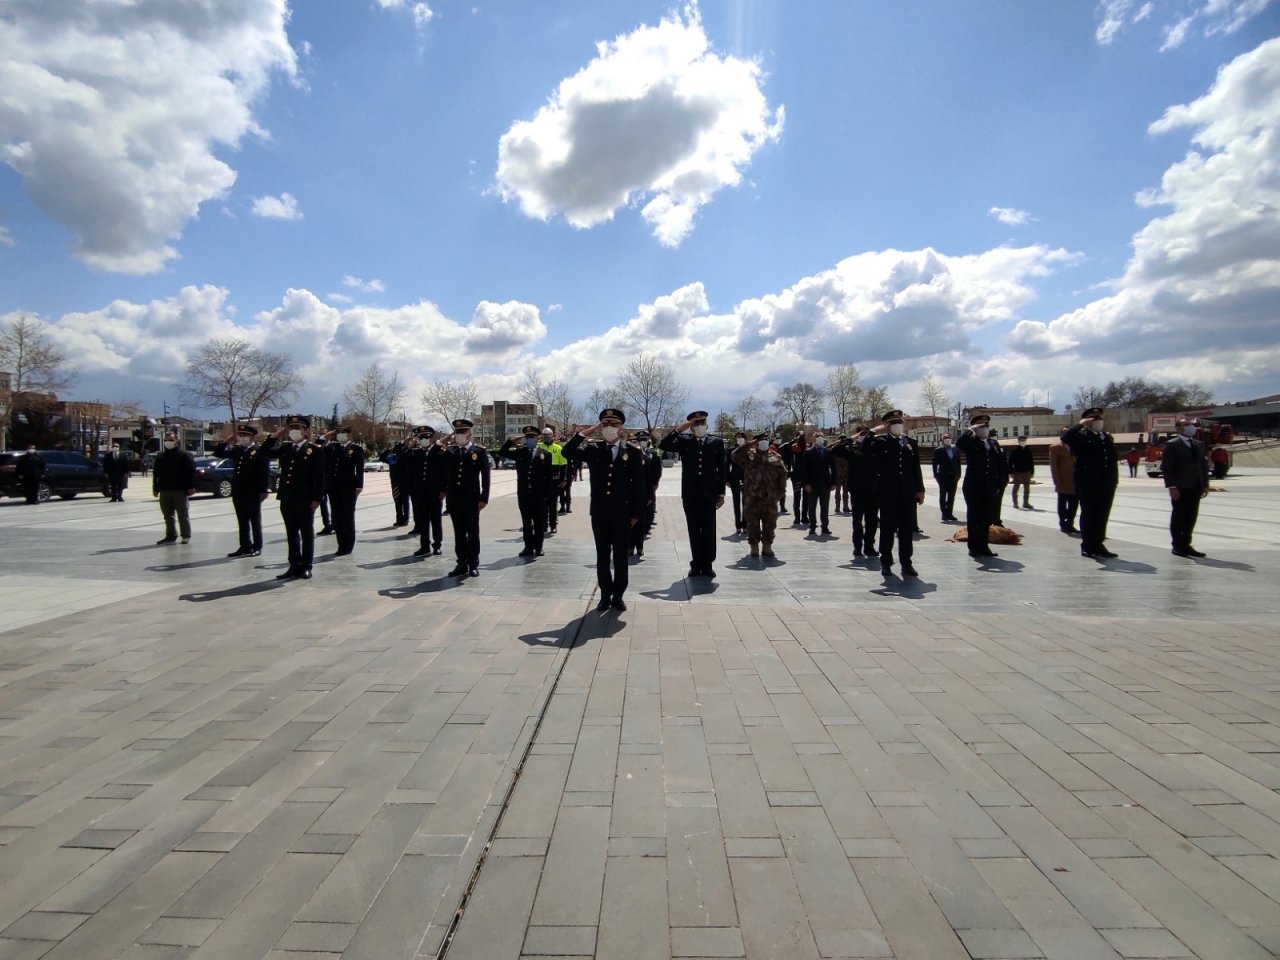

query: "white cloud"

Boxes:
[988, 206, 1032, 226]
[0, 225, 13, 247]
[343, 276, 386, 293]
[1096, 0, 1137, 44]
[251, 192, 303, 221]
[495, 5, 783, 247]
[1161, 16, 1196, 50]
[326, 292, 356, 305]
[0, 0, 296, 273]
[375, 0, 434, 29]
[464, 301, 548, 355]
[1098, 0, 1274, 47]
[547, 303, 563, 313]
[1007, 38, 1280, 365]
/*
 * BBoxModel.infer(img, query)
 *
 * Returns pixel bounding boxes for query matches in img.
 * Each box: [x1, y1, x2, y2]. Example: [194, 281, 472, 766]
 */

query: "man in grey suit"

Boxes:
[1161, 416, 1211, 558]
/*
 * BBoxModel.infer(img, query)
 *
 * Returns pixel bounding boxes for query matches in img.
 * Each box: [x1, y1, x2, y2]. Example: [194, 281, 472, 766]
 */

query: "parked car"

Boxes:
[364, 459, 390, 472]
[191, 457, 280, 498]
[0, 450, 108, 501]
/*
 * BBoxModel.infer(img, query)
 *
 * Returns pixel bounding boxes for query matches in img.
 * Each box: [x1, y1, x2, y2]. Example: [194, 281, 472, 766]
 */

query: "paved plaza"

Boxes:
[0, 466, 1277, 960]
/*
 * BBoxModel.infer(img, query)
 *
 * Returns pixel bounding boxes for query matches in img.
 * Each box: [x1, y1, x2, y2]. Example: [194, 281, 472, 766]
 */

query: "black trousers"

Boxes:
[22, 480, 40, 504]
[808, 486, 831, 531]
[280, 498, 315, 572]
[1170, 486, 1202, 550]
[518, 491, 546, 552]
[1079, 485, 1116, 552]
[682, 497, 719, 572]
[392, 478, 411, 525]
[448, 500, 481, 566]
[411, 487, 443, 549]
[877, 495, 917, 565]
[592, 511, 631, 600]
[546, 490, 560, 531]
[849, 489, 878, 553]
[1057, 493, 1079, 529]
[936, 479, 957, 519]
[331, 490, 358, 553]
[319, 494, 331, 529]
[631, 498, 655, 551]
[729, 478, 743, 530]
[790, 477, 805, 521]
[232, 492, 263, 551]
[989, 481, 1007, 526]
[559, 477, 572, 511]
[963, 482, 992, 555]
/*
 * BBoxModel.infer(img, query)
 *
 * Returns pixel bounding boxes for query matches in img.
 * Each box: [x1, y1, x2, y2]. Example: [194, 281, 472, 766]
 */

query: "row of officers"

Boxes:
[199, 404, 1212, 603]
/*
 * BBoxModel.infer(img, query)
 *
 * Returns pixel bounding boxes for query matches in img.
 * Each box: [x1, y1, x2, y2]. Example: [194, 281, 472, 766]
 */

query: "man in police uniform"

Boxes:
[270, 415, 326, 579]
[860, 410, 925, 576]
[833, 427, 877, 558]
[956, 413, 1004, 559]
[407, 426, 445, 557]
[658, 410, 727, 578]
[1063, 407, 1120, 559]
[499, 425, 556, 557]
[630, 430, 663, 557]
[565, 410, 645, 611]
[444, 418, 490, 577]
[1162, 415, 1210, 558]
[214, 424, 273, 557]
[322, 424, 365, 556]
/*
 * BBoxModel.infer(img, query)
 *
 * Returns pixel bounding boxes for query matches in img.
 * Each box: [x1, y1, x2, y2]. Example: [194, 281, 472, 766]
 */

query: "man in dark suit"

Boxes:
[323, 424, 365, 556]
[564, 409, 646, 612]
[801, 432, 837, 535]
[860, 410, 925, 576]
[833, 427, 877, 558]
[407, 426, 446, 557]
[444, 418, 490, 577]
[931, 434, 960, 521]
[728, 431, 746, 535]
[103, 444, 130, 502]
[214, 424, 274, 557]
[382, 437, 413, 527]
[1063, 407, 1120, 559]
[658, 410, 727, 578]
[630, 430, 663, 557]
[269, 415, 327, 579]
[1162, 416, 1210, 558]
[16, 445, 46, 504]
[956, 413, 1004, 559]
[499, 425, 557, 558]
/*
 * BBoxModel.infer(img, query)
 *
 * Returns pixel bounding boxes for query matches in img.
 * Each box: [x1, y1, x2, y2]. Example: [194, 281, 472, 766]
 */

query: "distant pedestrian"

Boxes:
[931, 434, 960, 521]
[728, 431, 747, 535]
[1008, 436, 1034, 509]
[1125, 446, 1142, 478]
[1162, 416, 1210, 558]
[152, 432, 195, 544]
[15, 445, 46, 504]
[1210, 445, 1229, 479]
[1048, 427, 1078, 534]
[103, 444, 130, 501]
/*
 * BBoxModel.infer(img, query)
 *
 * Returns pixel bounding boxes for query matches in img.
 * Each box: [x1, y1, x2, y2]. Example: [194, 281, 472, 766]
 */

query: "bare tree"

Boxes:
[772, 382, 825, 426]
[1072, 384, 1107, 411]
[714, 410, 736, 436]
[181, 338, 302, 424]
[516, 371, 570, 421]
[614, 354, 689, 431]
[545, 390, 584, 433]
[342, 363, 405, 430]
[825, 364, 862, 429]
[734, 394, 765, 433]
[851, 385, 892, 423]
[420, 378, 480, 424]
[918, 373, 950, 419]
[0, 314, 76, 397]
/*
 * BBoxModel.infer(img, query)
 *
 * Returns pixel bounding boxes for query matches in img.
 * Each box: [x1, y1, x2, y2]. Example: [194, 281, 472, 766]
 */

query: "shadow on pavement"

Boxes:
[872, 578, 939, 600]
[180, 580, 288, 602]
[1098, 558, 1158, 574]
[975, 557, 1026, 573]
[357, 555, 424, 570]
[146, 557, 235, 572]
[379, 576, 466, 599]
[641, 579, 692, 602]
[95, 545, 169, 555]
[1190, 557, 1255, 572]
[518, 614, 620, 649]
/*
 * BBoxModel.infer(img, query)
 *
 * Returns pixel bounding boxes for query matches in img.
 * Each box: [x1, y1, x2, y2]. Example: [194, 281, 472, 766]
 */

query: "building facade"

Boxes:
[477, 401, 539, 446]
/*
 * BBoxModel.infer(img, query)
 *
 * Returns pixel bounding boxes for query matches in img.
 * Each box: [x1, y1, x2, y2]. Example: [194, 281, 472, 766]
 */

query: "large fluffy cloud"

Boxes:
[0, 0, 297, 273]
[1007, 37, 1280, 365]
[495, 6, 783, 247]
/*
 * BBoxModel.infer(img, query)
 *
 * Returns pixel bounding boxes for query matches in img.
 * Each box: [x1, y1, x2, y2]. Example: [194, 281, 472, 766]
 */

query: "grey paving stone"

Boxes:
[275, 920, 356, 953]
[521, 925, 596, 956]
[342, 854, 453, 960]
[666, 806, 736, 927]
[957, 926, 1044, 959]
[1098, 926, 1193, 958]
[1, 912, 88, 942]
[530, 805, 609, 927]
[670, 925, 745, 958]
[136, 917, 220, 947]
[444, 855, 542, 960]
[598, 857, 668, 960]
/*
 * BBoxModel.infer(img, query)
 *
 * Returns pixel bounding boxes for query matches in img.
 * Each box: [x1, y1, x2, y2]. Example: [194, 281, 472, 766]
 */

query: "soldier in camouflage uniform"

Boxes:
[731, 432, 789, 558]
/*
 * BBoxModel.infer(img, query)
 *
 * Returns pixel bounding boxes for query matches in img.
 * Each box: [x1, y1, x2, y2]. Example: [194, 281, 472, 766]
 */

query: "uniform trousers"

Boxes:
[411, 487, 443, 549]
[319, 494, 331, 530]
[877, 495, 917, 565]
[682, 497, 719, 572]
[743, 498, 778, 546]
[158, 490, 191, 539]
[849, 489, 878, 554]
[1057, 493, 1079, 530]
[630, 498, 655, 551]
[518, 491, 546, 552]
[791, 477, 809, 524]
[1170, 486, 1202, 550]
[447, 500, 481, 566]
[331, 490, 358, 553]
[592, 511, 631, 600]
[1079, 485, 1116, 552]
[936, 479, 957, 519]
[279, 498, 315, 572]
[963, 482, 993, 555]
[729, 478, 743, 530]
[808, 486, 831, 531]
[392, 479, 411, 525]
[232, 491, 263, 551]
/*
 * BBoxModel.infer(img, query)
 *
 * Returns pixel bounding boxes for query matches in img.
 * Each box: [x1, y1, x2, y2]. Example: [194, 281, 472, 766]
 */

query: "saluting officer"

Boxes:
[499, 425, 556, 558]
[322, 424, 365, 556]
[658, 410, 727, 579]
[956, 413, 1003, 559]
[630, 431, 663, 557]
[407, 427, 446, 557]
[833, 426, 877, 559]
[269, 415, 326, 580]
[1062, 407, 1120, 559]
[860, 410, 925, 577]
[444, 418, 490, 577]
[564, 409, 646, 612]
[214, 424, 273, 557]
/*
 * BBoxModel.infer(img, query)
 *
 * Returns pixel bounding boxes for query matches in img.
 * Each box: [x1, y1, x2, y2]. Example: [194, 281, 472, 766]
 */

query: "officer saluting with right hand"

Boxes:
[214, 424, 274, 557]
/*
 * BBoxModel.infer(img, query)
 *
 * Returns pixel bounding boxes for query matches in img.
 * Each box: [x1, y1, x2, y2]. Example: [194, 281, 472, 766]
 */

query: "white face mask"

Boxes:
[601, 426, 619, 442]
[757, 440, 769, 452]
[736, 437, 745, 447]
[974, 426, 989, 439]
[288, 429, 303, 442]
[1089, 420, 1104, 433]
[889, 424, 904, 437]
[692, 424, 708, 438]
[454, 432, 470, 445]
[1182, 424, 1197, 437]
[814, 436, 827, 446]
[336, 433, 349, 443]
[163, 440, 177, 450]
[637, 439, 649, 449]
[237, 436, 252, 447]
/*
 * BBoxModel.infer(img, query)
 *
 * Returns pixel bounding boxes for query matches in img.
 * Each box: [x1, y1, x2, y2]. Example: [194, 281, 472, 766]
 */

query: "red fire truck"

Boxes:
[1143, 410, 1233, 478]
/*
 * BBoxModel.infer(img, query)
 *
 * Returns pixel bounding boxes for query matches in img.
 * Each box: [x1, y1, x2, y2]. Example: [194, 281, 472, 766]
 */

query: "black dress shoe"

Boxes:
[1081, 547, 1099, 558]
[413, 546, 431, 556]
[611, 598, 627, 611]
[276, 568, 299, 580]
[596, 597, 612, 612]
[249, 549, 261, 556]
[901, 564, 919, 577]
[468, 566, 479, 577]
[852, 547, 862, 557]
[448, 564, 468, 577]
[1096, 548, 1118, 558]
[333, 549, 352, 556]
[1184, 547, 1206, 558]
[317, 527, 334, 536]
[880, 562, 893, 576]
[821, 528, 831, 536]
[634, 546, 643, 557]
[432, 545, 442, 555]
[704, 567, 716, 579]
[227, 548, 247, 558]
[534, 549, 544, 557]
[518, 548, 534, 557]
[157, 537, 177, 545]
[299, 569, 312, 579]
[1172, 547, 1190, 557]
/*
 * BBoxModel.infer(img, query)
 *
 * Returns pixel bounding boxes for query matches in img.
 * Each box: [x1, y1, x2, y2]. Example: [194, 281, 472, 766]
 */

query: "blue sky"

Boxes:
[2, 0, 1278, 423]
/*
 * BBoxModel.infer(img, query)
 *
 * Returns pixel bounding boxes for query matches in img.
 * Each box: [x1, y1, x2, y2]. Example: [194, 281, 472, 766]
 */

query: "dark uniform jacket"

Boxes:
[213, 439, 273, 495]
[444, 443, 491, 506]
[405, 443, 445, 493]
[657, 432, 727, 501]
[801, 445, 837, 488]
[1161, 436, 1209, 490]
[859, 433, 925, 498]
[152, 448, 196, 493]
[499, 439, 556, 502]
[1062, 425, 1119, 490]
[563, 435, 646, 520]
[642, 446, 664, 494]
[956, 432, 1005, 490]
[931, 445, 961, 482]
[275, 441, 326, 503]
[832, 439, 875, 494]
[325, 442, 366, 495]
